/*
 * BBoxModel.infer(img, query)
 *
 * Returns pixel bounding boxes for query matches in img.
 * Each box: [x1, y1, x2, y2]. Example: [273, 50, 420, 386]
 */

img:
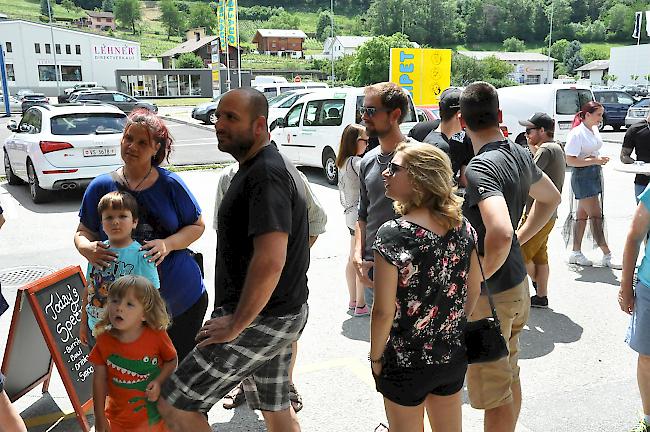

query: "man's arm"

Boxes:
[516, 173, 561, 245]
[298, 171, 327, 238]
[621, 128, 636, 164]
[477, 196, 513, 279]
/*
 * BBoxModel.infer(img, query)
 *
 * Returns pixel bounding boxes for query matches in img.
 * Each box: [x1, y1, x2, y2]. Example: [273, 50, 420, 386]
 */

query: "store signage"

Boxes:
[389, 48, 452, 106]
[92, 44, 137, 61]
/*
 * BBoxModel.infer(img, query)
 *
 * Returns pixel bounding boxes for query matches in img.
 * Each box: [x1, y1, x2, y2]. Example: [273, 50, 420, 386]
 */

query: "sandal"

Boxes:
[289, 383, 303, 413]
[222, 382, 246, 409]
[374, 423, 389, 432]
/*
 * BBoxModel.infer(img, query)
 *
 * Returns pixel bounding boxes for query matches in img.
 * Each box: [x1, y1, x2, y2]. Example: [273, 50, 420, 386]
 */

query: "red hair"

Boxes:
[125, 108, 173, 166]
[571, 101, 603, 129]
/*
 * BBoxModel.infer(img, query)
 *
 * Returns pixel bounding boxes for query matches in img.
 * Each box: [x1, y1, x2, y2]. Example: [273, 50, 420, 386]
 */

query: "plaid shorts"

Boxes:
[161, 303, 308, 413]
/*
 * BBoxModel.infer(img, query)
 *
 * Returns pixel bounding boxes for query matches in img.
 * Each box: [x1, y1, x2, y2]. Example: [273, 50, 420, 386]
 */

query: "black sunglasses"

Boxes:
[360, 106, 393, 117]
[387, 161, 405, 176]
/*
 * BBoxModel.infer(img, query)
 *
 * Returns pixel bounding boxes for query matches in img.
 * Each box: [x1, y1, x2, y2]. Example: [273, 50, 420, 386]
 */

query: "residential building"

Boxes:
[159, 28, 241, 69]
[322, 36, 372, 59]
[458, 51, 556, 85]
[83, 11, 116, 31]
[252, 29, 307, 58]
[575, 60, 609, 85]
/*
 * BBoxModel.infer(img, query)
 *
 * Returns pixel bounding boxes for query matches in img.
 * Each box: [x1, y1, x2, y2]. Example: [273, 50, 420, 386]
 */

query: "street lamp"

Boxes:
[47, 0, 61, 96]
[330, 0, 335, 86]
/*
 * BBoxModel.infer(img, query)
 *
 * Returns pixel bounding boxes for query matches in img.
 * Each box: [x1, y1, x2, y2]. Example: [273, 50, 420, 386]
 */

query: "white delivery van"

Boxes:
[270, 87, 418, 184]
[254, 82, 329, 99]
[497, 83, 594, 144]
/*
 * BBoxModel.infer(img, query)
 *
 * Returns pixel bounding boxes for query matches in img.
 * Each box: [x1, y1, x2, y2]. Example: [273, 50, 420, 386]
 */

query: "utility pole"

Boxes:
[0, 45, 10, 117]
[546, 0, 553, 83]
[47, 0, 61, 97]
[330, 0, 335, 86]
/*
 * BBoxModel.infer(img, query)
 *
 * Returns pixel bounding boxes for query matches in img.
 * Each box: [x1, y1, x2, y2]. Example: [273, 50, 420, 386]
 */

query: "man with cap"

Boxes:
[621, 111, 650, 202]
[518, 112, 565, 308]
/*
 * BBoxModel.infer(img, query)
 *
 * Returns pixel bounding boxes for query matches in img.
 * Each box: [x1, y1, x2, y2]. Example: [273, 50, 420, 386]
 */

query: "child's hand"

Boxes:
[79, 325, 88, 346]
[146, 381, 161, 401]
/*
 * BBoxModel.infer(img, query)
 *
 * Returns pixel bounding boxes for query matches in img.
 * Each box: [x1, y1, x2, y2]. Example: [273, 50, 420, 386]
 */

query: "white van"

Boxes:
[270, 87, 418, 184]
[254, 82, 329, 99]
[251, 75, 288, 86]
[497, 83, 594, 144]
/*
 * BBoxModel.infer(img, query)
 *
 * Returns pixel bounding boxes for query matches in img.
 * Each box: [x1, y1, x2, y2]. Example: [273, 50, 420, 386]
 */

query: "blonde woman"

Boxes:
[370, 143, 481, 432]
[336, 123, 370, 316]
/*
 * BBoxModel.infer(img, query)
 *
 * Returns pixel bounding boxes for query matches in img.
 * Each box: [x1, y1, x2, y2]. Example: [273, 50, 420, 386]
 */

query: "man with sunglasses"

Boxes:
[459, 83, 561, 432]
[517, 113, 565, 309]
[354, 82, 418, 307]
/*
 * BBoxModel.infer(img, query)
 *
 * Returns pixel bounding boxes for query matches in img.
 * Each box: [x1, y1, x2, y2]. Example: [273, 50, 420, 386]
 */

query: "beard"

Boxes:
[218, 133, 255, 161]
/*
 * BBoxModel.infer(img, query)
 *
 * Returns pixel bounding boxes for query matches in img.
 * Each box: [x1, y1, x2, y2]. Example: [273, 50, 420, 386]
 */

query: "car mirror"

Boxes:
[7, 120, 17, 132]
[276, 118, 285, 128]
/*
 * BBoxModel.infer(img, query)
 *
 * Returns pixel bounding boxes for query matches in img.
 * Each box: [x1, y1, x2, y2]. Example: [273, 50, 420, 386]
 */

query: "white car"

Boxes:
[4, 103, 126, 203]
[268, 89, 319, 130]
[0, 95, 21, 113]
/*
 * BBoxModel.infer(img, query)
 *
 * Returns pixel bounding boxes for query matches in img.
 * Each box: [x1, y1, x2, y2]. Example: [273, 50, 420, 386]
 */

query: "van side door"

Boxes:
[300, 98, 346, 167]
[275, 103, 304, 163]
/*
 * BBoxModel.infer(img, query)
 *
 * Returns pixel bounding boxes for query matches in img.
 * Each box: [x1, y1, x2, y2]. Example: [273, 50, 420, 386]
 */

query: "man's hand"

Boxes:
[354, 258, 374, 287]
[619, 286, 635, 315]
[196, 315, 240, 347]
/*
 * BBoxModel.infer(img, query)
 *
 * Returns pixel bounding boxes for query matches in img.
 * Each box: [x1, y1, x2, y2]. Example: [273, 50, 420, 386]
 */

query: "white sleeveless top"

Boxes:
[338, 156, 362, 230]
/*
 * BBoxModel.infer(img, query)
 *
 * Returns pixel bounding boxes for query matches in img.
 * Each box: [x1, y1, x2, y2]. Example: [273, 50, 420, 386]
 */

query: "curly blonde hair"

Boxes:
[393, 142, 463, 230]
[94, 275, 170, 336]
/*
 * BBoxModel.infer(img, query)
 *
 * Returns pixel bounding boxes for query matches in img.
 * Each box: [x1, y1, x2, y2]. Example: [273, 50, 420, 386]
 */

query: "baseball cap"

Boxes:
[518, 112, 554, 131]
[438, 88, 462, 113]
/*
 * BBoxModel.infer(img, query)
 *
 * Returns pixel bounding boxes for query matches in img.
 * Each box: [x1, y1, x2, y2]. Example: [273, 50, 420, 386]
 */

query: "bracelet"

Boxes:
[368, 353, 383, 363]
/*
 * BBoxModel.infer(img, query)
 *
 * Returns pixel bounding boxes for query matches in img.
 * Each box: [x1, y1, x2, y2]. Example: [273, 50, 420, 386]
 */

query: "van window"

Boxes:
[556, 89, 594, 115]
[616, 92, 634, 105]
[281, 86, 305, 93]
[304, 99, 345, 126]
[356, 95, 364, 123]
[286, 103, 303, 127]
[263, 87, 277, 98]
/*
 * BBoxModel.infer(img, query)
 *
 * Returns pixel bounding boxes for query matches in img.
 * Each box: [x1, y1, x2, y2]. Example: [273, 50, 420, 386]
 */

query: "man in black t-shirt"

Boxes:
[459, 82, 561, 432]
[621, 115, 650, 201]
[160, 88, 309, 432]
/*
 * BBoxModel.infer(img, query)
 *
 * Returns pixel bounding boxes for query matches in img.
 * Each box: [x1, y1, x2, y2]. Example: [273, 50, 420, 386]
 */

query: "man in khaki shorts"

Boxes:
[518, 113, 565, 309]
[459, 83, 561, 432]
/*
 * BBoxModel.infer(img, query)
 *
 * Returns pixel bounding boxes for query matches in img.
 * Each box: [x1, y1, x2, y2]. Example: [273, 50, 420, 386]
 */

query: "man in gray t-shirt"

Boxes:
[354, 82, 415, 308]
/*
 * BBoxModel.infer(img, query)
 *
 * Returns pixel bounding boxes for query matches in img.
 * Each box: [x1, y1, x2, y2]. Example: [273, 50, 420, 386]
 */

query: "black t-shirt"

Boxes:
[447, 131, 474, 178]
[622, 122, 650, 186]
[421, 130, 451, 157]
[216, 145, 309, 316]
[462, 140, 543, 293]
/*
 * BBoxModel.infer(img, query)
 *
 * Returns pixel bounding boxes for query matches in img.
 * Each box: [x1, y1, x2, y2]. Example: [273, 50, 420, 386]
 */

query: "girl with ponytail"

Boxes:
[369, 142, 481, 432]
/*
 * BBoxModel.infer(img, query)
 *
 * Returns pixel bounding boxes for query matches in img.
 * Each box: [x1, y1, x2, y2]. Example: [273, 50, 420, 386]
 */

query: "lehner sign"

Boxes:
[92, 44, 138, 61]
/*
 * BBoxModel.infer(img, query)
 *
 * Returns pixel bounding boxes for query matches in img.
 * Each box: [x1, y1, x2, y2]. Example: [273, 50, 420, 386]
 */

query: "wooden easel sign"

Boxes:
[1, 266, 94, 431]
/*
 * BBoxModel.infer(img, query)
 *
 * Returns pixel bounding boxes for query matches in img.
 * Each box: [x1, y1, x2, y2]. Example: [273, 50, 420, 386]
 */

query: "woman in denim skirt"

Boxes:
[620, 183, 650, 432]
[564, 101, 621, 269]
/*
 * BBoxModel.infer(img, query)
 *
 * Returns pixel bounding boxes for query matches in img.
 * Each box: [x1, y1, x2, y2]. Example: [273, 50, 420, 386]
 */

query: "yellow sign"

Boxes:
[225, 0, 238, 48]
[217, 1, 227, 52]
[389, 48, 452, 106]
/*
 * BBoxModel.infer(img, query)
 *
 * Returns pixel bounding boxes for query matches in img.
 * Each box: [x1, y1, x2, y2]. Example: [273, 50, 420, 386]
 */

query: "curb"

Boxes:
[162, 115, 214, 132]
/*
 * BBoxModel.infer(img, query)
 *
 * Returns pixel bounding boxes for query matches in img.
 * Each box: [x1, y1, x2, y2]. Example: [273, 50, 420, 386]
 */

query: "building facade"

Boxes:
[458, 51, 555, 85]
[252, 29, 307, 58]
[609, 44, 650, 86]
[575, 60, 609, 85]
[322, 36, 372, 59]
[1, 20, 141, 96]
[83, 11, 116, 31]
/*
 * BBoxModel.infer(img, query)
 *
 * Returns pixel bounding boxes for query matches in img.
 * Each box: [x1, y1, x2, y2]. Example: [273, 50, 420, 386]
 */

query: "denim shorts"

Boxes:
[627, 280, 650, 355]
[571, 165, 602, 200]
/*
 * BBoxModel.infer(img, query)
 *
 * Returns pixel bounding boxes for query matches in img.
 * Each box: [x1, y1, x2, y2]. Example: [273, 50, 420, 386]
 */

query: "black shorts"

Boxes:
[374, 356, 467, 407]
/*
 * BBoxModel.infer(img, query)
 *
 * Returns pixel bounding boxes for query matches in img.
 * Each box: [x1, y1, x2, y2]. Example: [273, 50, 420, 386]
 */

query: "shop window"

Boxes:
[156, 75, 168, 97]
[525, 74, 541, 85]
[75, 45, 81, 55]
[34, 43, 41, 54]
[66, 45, 71, 55]
[55, 44, 61, 54]
[179, 74, 190, 96]
[5, 42, 11, 53]
[190, 75, 201, 95]
[168, 74, 179, 96]
[60, 65, 82, 81]
[45, 43, 51, 54]
[5, 64, 15, 81]
[38, 65, 57, 81]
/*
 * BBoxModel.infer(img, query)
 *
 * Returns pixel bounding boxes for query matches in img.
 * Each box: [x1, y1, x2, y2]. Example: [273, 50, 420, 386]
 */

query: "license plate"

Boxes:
[83, 147, 116, 157]
[558, 122, 571, 130]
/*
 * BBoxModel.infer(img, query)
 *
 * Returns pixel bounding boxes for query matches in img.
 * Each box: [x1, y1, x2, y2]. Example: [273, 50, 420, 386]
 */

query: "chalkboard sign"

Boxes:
[1, 266, 93, 432]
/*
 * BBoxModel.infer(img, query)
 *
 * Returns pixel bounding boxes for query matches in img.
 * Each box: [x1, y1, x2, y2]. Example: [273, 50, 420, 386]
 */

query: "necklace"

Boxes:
[122, 165, 153, 192]
[376, 150, 395, 166]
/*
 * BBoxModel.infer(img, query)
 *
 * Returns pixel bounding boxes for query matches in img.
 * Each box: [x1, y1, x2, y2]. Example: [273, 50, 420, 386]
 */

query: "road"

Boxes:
[0, 121, 644, 431]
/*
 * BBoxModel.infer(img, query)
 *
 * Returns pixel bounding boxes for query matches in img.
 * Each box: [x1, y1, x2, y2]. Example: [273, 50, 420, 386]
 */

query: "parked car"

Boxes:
[64, 82, 99, 97]
[73, 91, 157, 114]
[497, 83, 594, 145]
[415, 106, 440, 122]
[0, 95, 21, 113]
[21, 93, 49, 113]
[191, 94, 225, 125]
[61, 85, 105, 103]
[254, 82, 328, 99]
[593, 89, 635, 131]
[268, 89, 319, 130]
[624, 85, 649, 98]
[270, 87, 418, 184]
[4, 104, 127, 203]
[16, 89, 35, 100]
[626, 97, 650, 127]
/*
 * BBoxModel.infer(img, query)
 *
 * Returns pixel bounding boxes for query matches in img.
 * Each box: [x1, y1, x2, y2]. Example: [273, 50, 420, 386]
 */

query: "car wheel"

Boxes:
[208, 110, 217, 125]
[322, 148, 338, 185]
[27, 160, 50, 204]
[4, 151, 23, 185]
[612, 124, 621, 131]
[598, 119, 605, 131]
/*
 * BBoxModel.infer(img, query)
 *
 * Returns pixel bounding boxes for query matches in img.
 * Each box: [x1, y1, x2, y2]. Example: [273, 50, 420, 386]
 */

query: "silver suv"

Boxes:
[626, 97, 649, 127]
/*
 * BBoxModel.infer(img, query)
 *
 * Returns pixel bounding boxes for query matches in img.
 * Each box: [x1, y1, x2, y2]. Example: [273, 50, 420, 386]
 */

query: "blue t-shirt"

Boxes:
[638, 185, 650, 286]
[85, 240, 160, 334]
[79, 167, 204, 317]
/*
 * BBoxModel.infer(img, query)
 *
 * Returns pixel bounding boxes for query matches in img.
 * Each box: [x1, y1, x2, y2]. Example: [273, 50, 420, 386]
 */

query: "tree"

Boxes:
[548, 39, 570, 62]
[545, 0, 573, 39]
[605, 3, 633, 40]
[348, 33, 412, 86]
[451, 53, 516, 88]
[316, 11, 332, 41]
[266, 11, 300, 29]
[40, 0, 50, 17]
[101, 0, 113, 12]
[188, 3, 215, 35]
[563, 40, 585, 73]
[631, 74, 640, 83]
[176, 53, 204, 68]
[62, 0, 75, 12]
[160, 0, 184, 40]
[114, 0, 141, 34]
[502, 37, 525, 52]
[581, 46, 608, 63]
[367, 0, 405, 39]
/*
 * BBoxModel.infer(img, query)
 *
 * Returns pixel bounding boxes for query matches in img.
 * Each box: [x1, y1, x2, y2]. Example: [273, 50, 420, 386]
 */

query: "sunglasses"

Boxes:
[359, 106, 393, 117]
[387, 161, 405, 176]
[357, 137, 369, 143]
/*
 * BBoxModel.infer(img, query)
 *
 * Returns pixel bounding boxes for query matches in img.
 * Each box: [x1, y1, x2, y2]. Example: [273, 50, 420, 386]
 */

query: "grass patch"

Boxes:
[241, 53, 314, 70]
[0, 0, 85, 21]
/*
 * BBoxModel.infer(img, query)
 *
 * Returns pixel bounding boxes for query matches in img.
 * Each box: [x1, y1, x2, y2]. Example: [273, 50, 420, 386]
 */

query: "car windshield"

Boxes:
[556, 89, 594, 115]
[50, 113, 126, 135]
[634, 98, 650, 107]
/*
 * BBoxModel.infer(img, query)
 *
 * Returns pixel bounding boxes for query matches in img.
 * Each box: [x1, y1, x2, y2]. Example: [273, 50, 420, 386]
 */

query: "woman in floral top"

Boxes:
[370, 142, 481, 432]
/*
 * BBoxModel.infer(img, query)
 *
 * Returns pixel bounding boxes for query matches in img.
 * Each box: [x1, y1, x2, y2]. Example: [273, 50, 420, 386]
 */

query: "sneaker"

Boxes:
[568, 251, 593, 266]
[348, 300, 356, 312]
[602, 253, 623, 270]
[354, 304, 370, 317]
[631, 419, 650, 432]
[530, 295, 548, 309]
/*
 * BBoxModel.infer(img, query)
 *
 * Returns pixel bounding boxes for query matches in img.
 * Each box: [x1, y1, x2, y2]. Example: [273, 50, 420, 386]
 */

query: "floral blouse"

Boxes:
[373, 217, 477, 368]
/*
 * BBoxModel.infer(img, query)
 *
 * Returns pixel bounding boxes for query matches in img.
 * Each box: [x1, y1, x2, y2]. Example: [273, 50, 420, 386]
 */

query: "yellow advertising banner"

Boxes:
[225, 0, 238, 48]
[389, 48, 452, 106]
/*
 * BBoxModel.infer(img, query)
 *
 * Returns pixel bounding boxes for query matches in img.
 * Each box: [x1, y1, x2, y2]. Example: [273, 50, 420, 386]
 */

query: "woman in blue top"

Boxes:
[74, 109, 206, 362]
